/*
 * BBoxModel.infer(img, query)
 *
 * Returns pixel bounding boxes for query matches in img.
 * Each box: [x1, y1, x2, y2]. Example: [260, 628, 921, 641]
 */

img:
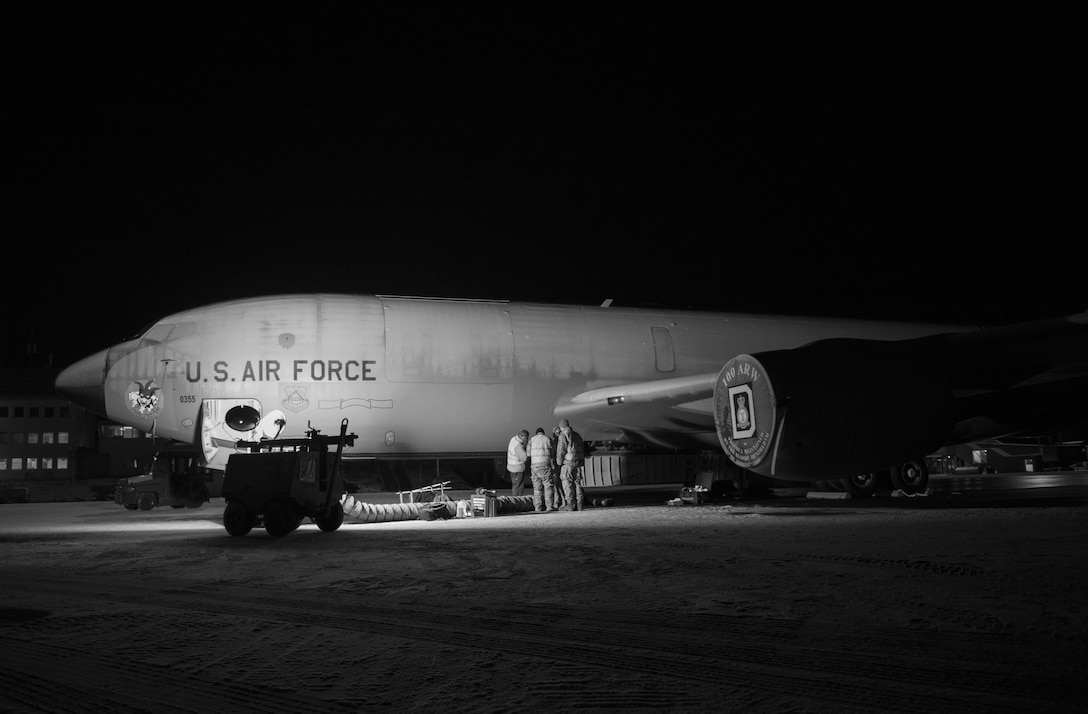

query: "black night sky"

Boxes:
[3, 6, 1085, 369]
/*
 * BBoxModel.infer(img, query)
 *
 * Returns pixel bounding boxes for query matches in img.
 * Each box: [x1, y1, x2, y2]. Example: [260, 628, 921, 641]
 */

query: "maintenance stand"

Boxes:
[221, 419, 357, 537]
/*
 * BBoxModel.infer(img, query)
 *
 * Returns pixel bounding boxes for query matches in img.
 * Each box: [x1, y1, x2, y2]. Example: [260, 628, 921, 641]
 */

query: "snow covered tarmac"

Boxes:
[2, 486, 1087, 712]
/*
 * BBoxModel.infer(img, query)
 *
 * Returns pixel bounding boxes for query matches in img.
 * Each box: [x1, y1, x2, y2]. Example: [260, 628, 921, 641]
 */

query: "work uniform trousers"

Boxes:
[529, 464, 555, 512]
[560, 462, 585, 511]
[551, 466, 564, 509]
[509, 469, 527, 497]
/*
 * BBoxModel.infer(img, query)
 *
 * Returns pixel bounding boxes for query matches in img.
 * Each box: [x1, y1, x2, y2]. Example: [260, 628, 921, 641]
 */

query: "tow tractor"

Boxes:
[221, 419, 356, 537]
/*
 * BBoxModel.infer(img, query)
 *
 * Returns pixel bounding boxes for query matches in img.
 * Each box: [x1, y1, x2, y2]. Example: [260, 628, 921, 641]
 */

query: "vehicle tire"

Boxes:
[840, 472, 879, 497]
[891, 459, 929, 495]
[223, 501, 253, 536]
[137, 492, 156, 511]
[124, 503, 138, 511]
[264, 500, 295, 537]
[315, 505, 344, 532]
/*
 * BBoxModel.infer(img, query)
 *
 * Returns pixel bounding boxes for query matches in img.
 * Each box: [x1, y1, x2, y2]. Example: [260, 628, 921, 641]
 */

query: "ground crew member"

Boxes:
[556, 419, 585, 511]
[550, 426, 564, 510]
[506, 429, 530, 497]
[528, 427, 555, 512]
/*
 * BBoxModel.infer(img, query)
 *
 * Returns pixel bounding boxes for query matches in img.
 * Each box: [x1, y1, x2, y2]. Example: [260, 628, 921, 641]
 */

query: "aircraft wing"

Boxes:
[937, 310, 1088, 442]
[940, 310, 1088, 391]
[554, 373, 719, 449]
[557, 309, 1088, 479]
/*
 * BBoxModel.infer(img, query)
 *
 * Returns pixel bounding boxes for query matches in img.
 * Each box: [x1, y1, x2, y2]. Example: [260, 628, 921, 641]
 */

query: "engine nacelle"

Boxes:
[712, 338, 954, 481]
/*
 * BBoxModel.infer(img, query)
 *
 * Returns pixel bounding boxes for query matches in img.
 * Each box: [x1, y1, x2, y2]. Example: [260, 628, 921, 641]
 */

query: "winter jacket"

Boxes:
[529, 433, 553, 467]
[555, 428, 584, 466]
[506, 435, 528, 472]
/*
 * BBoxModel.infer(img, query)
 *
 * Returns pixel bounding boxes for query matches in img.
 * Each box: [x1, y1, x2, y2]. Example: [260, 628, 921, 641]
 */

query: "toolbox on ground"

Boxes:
[471, 490, 497, 517]
[679, 486, 708, 505]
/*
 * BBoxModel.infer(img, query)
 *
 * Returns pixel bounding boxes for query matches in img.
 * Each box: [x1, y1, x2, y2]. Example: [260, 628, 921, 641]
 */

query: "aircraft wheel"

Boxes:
[264, 500, 296, 537]
[137, 492, 156, 511]
[891, 459, 929, 494]
[315, 505, 344, 532]
[840, 472, 879, 497]
[223, 501, 253, 536]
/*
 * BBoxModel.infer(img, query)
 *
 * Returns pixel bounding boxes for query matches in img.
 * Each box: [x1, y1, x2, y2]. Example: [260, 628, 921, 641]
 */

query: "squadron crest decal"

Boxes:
[126, 380, 164, 419]
[713, 356, 776, 468]
[281, 385, 310, 413]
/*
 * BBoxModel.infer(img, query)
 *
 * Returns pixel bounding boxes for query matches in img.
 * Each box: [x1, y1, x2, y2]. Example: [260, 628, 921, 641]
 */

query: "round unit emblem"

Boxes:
[713, 355, 777, 468]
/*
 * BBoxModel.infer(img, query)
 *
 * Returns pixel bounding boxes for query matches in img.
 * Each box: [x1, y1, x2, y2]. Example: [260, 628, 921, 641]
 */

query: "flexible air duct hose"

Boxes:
[340, 494, 535, 523]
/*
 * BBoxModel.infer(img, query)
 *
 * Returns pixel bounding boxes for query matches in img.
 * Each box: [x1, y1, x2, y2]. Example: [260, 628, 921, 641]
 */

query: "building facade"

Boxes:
[0, 368, 157, 497]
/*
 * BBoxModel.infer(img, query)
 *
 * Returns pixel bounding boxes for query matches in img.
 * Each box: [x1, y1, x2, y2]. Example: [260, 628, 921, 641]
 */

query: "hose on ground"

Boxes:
[340, 494, 535, 523]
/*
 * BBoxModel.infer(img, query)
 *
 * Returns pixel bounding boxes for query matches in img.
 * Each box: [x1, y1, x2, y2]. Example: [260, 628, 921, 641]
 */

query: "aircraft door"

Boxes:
[651, 326, 675, 373]
[200, 399, 287, 470]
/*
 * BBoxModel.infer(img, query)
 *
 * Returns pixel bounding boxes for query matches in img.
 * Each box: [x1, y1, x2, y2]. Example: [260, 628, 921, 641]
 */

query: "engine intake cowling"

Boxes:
[712, 338, 954, 481]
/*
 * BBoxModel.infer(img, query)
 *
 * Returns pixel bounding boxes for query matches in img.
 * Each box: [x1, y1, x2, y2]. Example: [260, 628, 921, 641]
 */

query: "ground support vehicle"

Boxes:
[0, 485, 30, 504]
[115, 450, 220, 510]
[221, 419, 357, 537]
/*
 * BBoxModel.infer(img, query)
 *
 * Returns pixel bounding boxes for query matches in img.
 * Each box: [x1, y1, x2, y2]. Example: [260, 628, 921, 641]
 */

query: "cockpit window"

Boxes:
[167, 322, 197, 341]
[141, 324, 173, 343]
[141, 322, 198, 343]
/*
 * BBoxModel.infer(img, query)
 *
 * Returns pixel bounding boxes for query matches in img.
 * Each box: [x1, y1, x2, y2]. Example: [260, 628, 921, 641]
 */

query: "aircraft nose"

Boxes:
[55, 349, 109, 416]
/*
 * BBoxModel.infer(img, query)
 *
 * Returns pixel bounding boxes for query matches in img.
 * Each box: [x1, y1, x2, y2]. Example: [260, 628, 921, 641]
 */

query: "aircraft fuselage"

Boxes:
[60, 294, 953, 470]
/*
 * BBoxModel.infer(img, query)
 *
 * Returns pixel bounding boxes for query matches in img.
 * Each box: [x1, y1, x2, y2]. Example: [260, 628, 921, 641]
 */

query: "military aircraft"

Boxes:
[55, 294, 1088, 496]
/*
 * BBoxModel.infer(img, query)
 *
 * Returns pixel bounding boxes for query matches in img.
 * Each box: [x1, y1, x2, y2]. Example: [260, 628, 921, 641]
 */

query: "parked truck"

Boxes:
[115, 450, 222, 510]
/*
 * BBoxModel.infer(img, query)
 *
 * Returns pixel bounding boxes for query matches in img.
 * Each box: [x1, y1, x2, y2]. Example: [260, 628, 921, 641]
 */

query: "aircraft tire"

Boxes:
[264, 500, 296, 538]
[223, 501, 253, 536]
[840, 472, 879, 497]
[315, 505, 344, 532]
[891, 459, 929, 495]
